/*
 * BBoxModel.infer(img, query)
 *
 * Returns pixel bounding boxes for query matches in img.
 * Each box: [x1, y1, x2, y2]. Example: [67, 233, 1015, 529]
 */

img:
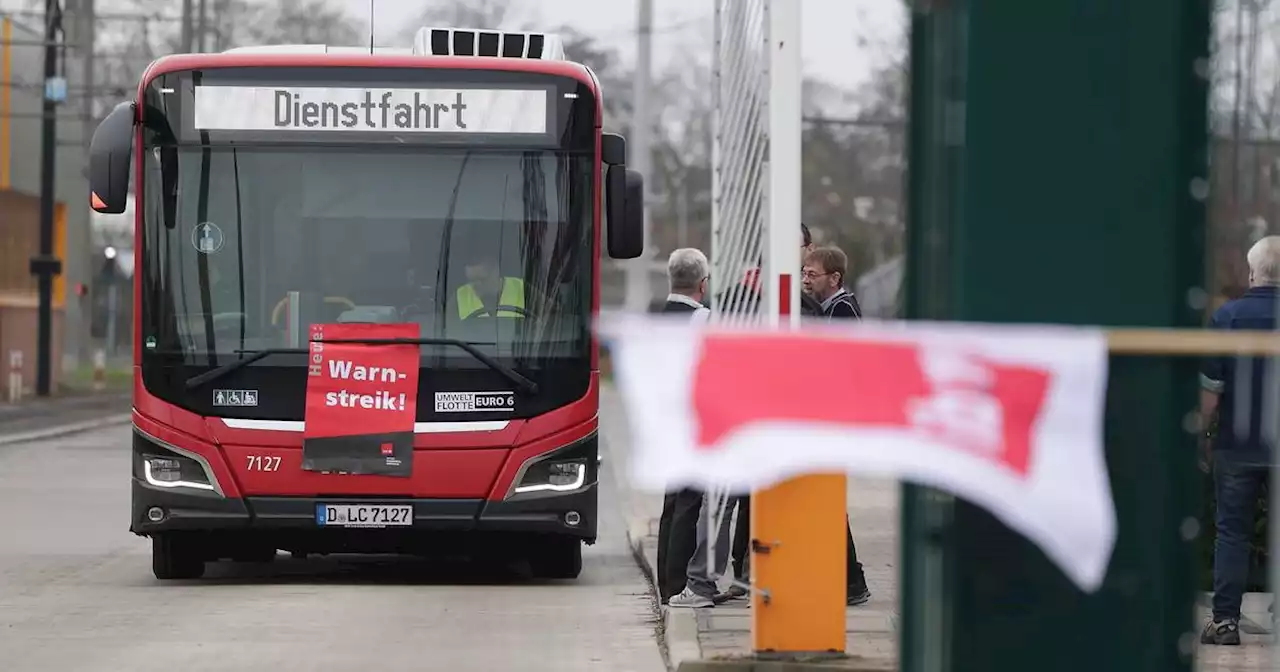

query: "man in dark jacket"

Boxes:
[654, 248, 712, 603]
[802, 245, 863, 319]
[1199, 236, 1280, 645]
[800, 244, 872, 605]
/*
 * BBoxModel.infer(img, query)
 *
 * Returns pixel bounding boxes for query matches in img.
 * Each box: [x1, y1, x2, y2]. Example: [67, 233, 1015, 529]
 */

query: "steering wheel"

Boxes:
[401, 301, 438, 319]
[270, 295, 357, 326]
[198, 312, 247, 343]
[211, 312, 247, 330]
[463, 304, 530, 319]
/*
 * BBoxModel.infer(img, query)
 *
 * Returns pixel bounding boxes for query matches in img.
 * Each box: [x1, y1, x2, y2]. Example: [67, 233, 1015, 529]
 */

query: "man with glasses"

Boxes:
[797, 244, 872, 606]
[801, 245, 863, 320]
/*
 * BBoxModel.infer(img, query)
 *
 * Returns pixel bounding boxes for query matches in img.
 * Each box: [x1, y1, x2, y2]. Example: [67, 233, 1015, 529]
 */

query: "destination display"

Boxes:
[191, 85, 549, 134]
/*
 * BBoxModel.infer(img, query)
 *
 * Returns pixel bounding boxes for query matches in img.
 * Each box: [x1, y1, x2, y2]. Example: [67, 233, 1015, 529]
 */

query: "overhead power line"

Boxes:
[803, 116, 905, 127]
[2, 8, 179, 21]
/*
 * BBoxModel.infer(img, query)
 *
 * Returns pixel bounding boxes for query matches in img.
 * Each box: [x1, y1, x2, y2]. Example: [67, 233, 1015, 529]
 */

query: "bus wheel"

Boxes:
[152, 533, 205, 580]
[528, 538, 583, 580]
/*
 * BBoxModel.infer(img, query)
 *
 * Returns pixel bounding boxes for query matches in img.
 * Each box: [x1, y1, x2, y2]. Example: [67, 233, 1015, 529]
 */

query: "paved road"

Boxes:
[0, 425, 665, 672]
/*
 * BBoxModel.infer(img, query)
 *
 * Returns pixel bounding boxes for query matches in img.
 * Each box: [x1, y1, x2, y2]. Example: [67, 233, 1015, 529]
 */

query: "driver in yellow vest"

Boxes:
[456, 254, 526, 320]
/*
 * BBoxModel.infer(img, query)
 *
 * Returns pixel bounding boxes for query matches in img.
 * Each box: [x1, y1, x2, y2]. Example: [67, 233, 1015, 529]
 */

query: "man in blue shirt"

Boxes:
[1200, 235, 1280, 646]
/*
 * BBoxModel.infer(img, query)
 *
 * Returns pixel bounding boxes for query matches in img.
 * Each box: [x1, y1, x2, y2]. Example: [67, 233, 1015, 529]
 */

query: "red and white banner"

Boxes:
[302, 322, 421, 477]
[598, 315, 1116, 592]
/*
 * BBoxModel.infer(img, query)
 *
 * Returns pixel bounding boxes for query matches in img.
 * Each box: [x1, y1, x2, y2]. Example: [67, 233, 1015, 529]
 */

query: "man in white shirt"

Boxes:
[661, 247, 738, 608]
[660, 248, 711, 322]
[654, 248, 712, 603]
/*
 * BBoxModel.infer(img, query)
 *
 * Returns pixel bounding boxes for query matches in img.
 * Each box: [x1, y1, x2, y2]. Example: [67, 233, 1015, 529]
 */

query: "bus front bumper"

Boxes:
[129, 478, 599, 547]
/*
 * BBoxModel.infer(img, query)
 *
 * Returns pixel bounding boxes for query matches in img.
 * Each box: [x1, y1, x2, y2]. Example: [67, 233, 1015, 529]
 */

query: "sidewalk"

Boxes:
[602, 383, 1280, 672]
[0, 389, 132, 444]
[602, 385, 898, 671]
[1195, 593, 1274, 671]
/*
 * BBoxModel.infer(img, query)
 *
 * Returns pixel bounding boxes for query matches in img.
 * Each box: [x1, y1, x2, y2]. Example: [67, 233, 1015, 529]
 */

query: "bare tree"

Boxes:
[395, 0, 531, 44]
[86, 0, 360, 125]
[237, 0, 362, 47]
[801, 23, 907, 278]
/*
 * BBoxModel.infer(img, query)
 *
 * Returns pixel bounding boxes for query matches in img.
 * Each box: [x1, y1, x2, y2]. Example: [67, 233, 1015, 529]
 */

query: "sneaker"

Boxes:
[846, 586, 871, 606]
[1200, 618, 1241, 646]
[667, 586, 715, 608]
[712, 584, 748, 604]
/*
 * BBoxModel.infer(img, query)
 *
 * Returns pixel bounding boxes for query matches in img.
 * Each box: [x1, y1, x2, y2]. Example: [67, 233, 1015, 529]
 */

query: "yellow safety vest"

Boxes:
[457, 277, 526, 319]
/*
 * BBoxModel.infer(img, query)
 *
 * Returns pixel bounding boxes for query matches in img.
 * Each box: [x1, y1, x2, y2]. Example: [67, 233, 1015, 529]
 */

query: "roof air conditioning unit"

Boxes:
[411, 28, 566, 61]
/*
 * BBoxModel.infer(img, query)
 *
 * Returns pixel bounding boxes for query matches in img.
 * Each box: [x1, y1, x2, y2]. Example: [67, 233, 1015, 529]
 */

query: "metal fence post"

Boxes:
[901, 1, 1211, 671]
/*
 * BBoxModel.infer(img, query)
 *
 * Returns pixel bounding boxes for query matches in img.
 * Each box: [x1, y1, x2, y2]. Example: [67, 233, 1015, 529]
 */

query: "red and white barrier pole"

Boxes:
[7, 350, 23, 404]
[92, 349, 106, 391]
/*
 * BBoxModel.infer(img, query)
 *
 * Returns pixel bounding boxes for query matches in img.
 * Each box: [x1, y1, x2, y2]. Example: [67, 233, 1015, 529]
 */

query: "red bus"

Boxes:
[87, 28, 644, 580]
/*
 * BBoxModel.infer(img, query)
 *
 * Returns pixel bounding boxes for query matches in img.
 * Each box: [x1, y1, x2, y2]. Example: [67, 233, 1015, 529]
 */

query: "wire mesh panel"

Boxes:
[710, 0, 769, 325]
[711, 0, 802, 327]
[701, 0, 804, 601]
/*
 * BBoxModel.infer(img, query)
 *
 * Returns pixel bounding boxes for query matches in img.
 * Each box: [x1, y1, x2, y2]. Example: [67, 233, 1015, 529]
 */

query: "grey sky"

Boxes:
[344, 0, 906, 110]
[0, 0, 906, 113]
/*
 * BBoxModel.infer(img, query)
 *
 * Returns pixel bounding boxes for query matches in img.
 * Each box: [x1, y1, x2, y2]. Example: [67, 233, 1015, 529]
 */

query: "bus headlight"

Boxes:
[143, 453, 215, 491]
[513, 459, 587, 494]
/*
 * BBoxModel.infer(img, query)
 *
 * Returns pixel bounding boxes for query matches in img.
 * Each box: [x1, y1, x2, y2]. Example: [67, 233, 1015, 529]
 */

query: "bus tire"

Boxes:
[528, 538, 583, 580]
[152, 534, 205, 580]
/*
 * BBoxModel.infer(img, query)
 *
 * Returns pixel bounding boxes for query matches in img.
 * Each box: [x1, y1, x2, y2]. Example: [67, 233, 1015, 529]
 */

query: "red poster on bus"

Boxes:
[302, 322, 420, 477]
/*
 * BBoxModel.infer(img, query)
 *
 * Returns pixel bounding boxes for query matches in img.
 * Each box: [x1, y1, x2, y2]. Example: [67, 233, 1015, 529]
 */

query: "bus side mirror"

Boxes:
[601, 132, 626, 165]
[89, 101, 135, 215]
[605, 165, 644, 259]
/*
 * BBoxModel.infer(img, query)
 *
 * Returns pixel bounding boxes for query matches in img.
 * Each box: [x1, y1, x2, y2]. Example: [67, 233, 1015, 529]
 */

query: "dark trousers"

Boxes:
[1212, 454, 1270, 621]
[846, 522, 868, 594]
[656, 487, 703, 603]
[732, 495, 751, 580]
[729, 494, 868, 595]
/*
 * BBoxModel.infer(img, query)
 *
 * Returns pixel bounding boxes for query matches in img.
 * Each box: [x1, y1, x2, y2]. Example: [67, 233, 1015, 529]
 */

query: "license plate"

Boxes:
[315, 504, 414, 528]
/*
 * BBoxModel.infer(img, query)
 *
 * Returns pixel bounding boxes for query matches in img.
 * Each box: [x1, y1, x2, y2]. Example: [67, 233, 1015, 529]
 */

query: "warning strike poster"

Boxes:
[302, 322, 420, 477]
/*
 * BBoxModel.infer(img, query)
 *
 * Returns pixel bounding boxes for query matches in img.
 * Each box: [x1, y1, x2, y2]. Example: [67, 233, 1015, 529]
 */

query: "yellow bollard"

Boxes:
[750, 472, 848, 654]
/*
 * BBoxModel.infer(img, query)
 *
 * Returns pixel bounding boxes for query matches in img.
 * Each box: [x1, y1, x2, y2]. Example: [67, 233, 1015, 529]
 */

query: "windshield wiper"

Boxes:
[184, 337, 539, 395]
[325, 338, 539, 395]
[184, 348, 294, 390]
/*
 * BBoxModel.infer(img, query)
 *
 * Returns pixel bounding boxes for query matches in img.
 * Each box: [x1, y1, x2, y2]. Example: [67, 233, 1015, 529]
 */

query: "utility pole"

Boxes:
[80, 0, 94, 148]
[196, 0, 207, 52]
[677, 176, 689, 248]
[1244, 0, 1263, 223]
[73, 0, 96, 370]
[1232, 0, 1245, 230]
[32, 0, 64, 397]
[625, 0, 653, 313]
[181, 0, 194, 52]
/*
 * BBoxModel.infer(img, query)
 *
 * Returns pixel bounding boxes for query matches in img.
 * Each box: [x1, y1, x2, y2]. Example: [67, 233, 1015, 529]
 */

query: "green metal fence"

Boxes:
[901, 1, 1211, 670]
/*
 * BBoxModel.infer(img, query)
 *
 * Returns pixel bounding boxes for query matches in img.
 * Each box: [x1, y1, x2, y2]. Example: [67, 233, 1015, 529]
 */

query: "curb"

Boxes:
[604, 383, 705, 671]
[625, 516, 704, 672]
[0, 413, 132, 447]
[629, 522, 893, 672]
[674, 660, 888, 672]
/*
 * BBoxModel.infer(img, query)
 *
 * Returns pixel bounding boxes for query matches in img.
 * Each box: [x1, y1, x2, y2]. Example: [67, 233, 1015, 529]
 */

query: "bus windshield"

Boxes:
[138, 144, 594, 373]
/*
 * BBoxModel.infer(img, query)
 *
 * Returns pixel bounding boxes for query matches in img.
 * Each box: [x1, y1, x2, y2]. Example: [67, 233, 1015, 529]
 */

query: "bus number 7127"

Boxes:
[247, 455, 282, 472]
